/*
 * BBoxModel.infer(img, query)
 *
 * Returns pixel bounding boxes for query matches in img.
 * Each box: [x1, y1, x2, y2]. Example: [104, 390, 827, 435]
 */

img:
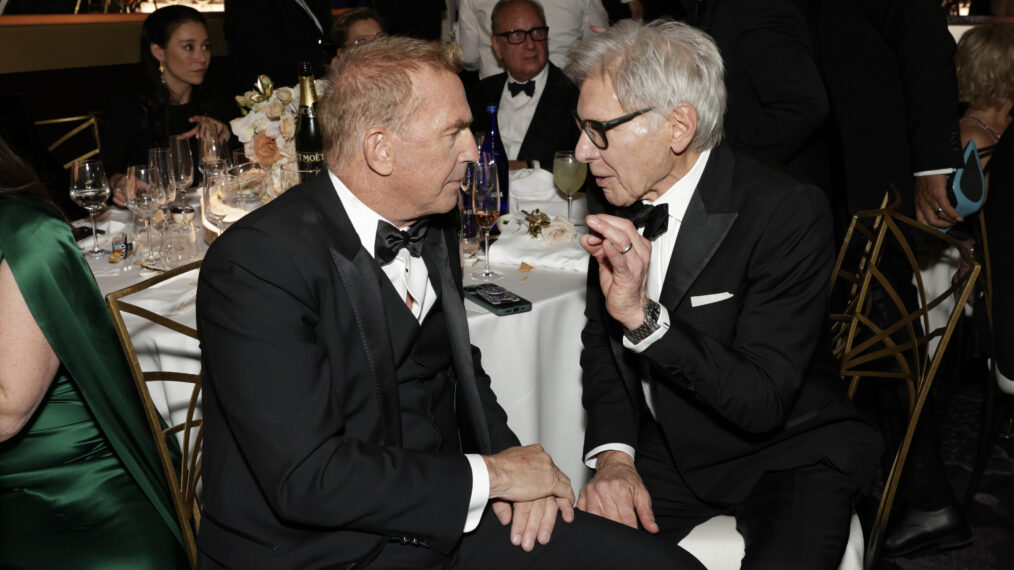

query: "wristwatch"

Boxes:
[623, 299, 661, 344]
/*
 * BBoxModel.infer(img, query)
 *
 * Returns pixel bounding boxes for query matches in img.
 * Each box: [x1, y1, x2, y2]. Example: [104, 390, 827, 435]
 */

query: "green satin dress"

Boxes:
[0, 198, 187, 569]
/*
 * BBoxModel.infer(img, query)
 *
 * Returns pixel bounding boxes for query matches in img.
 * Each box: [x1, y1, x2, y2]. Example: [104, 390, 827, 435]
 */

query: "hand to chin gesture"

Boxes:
[581, 214, 650, 330]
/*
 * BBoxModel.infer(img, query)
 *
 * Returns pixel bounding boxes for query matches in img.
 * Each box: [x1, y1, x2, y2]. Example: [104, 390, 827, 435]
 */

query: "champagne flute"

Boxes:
[124, 164, 168, 270]
[168, 134, 195, 205]
[553, 150, 587, 222]
[69, 159, 111, 257]
[199, 124, 229, 180]
[470, 155, 503, 281]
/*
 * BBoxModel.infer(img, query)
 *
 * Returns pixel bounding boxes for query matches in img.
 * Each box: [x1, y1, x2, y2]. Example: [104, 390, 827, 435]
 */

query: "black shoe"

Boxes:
[881, 505, 972, 558]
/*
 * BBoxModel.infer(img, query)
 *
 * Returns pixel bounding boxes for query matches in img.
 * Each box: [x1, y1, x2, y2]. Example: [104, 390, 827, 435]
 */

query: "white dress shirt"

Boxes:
[583, 149, 712, 468]
[457, 0, 608, 79]
[330, 172, 489, 532]
[497, 65, 550, 161]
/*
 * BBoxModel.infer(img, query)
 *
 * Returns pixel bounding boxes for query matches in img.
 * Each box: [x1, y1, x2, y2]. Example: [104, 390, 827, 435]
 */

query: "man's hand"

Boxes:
[581, 214, 650, 330]
[491, 496, 575, 552]
[914, 173, 961, 228]
[577, 450, 658, 533]
[483, 444, 575, 505]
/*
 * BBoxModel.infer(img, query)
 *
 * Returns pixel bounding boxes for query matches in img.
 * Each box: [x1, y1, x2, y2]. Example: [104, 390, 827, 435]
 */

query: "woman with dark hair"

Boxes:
[104, 4, 230, 205]
[0, 136, 187, 568]
[331, 7, 386, 49]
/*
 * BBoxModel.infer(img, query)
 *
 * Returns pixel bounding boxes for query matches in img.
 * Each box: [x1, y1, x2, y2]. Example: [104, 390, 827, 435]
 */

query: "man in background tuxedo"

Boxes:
[467, 0, 581, 171]
[196, 36, 702, 570]
[568, 20, 880, 569]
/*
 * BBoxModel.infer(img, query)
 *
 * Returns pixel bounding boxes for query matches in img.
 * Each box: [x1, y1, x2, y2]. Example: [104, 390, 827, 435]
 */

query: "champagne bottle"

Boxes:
[482, 105, 510, 219]
[295, 61, 324, 183]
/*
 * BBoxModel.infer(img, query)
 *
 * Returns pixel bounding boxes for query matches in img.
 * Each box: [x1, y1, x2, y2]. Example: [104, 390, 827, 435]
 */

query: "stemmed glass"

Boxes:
[470, 154, 503, 281]
[199, 123, 229, 179]
[124, 165, 168, 271]
[553, 150, 587, 222]
[68, 159, 111, 257]
[168, 134, 195, 206]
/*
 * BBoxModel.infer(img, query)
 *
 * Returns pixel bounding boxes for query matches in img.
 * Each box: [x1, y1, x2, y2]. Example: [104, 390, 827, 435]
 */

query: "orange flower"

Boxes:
[253, 132, 282, 167]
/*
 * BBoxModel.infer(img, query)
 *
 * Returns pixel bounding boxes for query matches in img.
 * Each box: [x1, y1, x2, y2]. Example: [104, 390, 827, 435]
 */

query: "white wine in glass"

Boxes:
[69, 160, 111, 257]
[470, 156, 503, 281]
[553, 150, 587, 222]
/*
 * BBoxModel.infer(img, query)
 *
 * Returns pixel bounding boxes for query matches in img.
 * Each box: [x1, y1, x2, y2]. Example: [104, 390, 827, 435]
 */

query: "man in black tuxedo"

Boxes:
[467, 0, 580, 171]
[196, 36, 703, 570]
[567, 21, 881, 569]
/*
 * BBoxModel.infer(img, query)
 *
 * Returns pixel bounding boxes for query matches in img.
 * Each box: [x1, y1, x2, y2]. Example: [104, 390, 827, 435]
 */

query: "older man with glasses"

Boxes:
[467, 0, 583, 172]
[569, 20, 882, 569]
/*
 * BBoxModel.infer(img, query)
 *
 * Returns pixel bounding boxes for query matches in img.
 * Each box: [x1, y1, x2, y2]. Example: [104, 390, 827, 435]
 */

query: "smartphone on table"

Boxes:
[464, 283, 532, 316]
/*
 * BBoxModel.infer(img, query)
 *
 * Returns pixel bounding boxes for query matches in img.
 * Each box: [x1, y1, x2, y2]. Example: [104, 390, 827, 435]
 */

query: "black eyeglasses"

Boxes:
[495, 26, 549, 45]
[573, 107, 655, 150]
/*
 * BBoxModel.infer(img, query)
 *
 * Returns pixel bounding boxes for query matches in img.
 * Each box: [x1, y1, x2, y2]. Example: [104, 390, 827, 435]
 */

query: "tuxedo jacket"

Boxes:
[195, 174, 519, 568]
[581, 144, 881, 503]
[793, 0, 963, 225]
[690, 0, 830, 191]
[467, 63, 581, 170]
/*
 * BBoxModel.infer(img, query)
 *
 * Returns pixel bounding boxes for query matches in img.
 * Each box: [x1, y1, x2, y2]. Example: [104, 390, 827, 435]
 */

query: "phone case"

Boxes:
[464, 284, 533, 316]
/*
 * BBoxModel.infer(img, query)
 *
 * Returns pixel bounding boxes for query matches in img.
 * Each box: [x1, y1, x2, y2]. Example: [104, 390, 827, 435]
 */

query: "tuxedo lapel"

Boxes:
[303, 177, 403, 447]
[659, 148, 739, 311]
[422, 223, 493, 455]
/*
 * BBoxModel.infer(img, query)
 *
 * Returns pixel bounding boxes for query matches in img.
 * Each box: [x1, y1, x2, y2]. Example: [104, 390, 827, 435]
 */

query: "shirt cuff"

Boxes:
[464, 454, 490, 533]
[621, 303, 671, 353]
[584, 443, 636, 469]
[914, 168, 956, 176]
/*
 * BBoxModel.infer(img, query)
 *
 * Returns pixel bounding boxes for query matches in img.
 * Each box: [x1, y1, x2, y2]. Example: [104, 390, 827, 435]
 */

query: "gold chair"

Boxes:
[827, 189, 980, 569]
[33, 113, 102, 169]
[106, 261, 204, 568]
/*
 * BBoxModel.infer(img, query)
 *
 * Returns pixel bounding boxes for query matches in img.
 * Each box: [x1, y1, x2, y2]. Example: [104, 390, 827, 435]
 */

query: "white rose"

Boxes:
[542, 216, 577, 245]
[275, 88, 292, 104]
[266, 100, 284, 120]
[278, 114, 295, 140]
[264, 119, 281, 139]
[230, 112, 261, 143]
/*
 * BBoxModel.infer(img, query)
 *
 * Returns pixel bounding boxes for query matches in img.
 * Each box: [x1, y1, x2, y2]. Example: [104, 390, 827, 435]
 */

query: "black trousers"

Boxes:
[369, 504, 705, 569]
[636, 420, 859, 570]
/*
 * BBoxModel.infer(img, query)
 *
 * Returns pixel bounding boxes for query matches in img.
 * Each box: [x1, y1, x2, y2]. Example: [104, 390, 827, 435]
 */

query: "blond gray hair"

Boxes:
[956, 23, 1014, 109]
[320, 37, 463, 171]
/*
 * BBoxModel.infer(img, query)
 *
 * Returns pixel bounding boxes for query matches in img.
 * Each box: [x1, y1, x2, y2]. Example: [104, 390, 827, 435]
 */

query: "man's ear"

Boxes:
[363, 127, 394, 176]
[491, 36, 503, 64]
[150, 43, 165, 66]
[668, 104, 698, 155]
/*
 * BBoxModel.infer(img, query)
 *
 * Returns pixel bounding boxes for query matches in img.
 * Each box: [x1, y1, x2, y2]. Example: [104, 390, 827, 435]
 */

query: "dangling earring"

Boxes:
[158, 61, 165, 73]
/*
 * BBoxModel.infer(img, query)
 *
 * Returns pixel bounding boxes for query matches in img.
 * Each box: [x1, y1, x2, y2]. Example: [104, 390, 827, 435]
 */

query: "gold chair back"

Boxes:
[105, 261, 203, 568]
[33, 113, 102, 169]
[827, 189, 980, 569]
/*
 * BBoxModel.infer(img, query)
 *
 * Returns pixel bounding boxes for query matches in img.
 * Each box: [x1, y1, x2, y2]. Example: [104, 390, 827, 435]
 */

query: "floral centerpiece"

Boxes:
[230, 75, 329, 195]
[500, 209, 577, 245]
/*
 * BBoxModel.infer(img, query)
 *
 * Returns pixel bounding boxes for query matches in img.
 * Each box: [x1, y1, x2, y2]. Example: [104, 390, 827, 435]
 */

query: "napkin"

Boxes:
[74, 218, 127, 246]
[508, 168, 588, 221]
[486, 214, 589, 272]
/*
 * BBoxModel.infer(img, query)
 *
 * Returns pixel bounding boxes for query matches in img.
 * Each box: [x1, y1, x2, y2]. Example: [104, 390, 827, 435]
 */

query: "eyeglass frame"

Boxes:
[350, 32, 387, 47]
[494, 26, 550, 45]
[572, 107, 656, 150]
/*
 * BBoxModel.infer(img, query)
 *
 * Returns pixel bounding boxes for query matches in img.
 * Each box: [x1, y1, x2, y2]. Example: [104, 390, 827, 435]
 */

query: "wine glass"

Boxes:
[199, 124, 229, 180]
[69, 159, 111, 257]
[553, 150, 587, 222]
[168, 134, 195, 205]
[470, 155, 503, 281]
[124, 164, 168, 270]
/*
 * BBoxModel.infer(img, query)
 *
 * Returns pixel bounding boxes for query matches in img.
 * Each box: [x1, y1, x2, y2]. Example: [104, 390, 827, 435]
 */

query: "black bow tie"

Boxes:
[508, 80, 535, 97]
[375, 219, 429, 265]
[618, 202, 669, 240]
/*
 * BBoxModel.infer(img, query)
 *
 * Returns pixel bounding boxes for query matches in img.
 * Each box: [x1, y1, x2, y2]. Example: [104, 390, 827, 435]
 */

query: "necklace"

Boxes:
[961, 114, 1002, 142]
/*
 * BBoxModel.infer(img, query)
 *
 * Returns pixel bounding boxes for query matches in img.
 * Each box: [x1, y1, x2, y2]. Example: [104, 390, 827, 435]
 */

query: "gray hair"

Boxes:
[491, 0, 546, 34]
[564, 19, 726, 151]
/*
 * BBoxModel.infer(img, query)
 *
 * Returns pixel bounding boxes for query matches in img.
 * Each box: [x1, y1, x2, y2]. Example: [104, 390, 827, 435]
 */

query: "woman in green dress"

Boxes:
[0, 137, 187, 569]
